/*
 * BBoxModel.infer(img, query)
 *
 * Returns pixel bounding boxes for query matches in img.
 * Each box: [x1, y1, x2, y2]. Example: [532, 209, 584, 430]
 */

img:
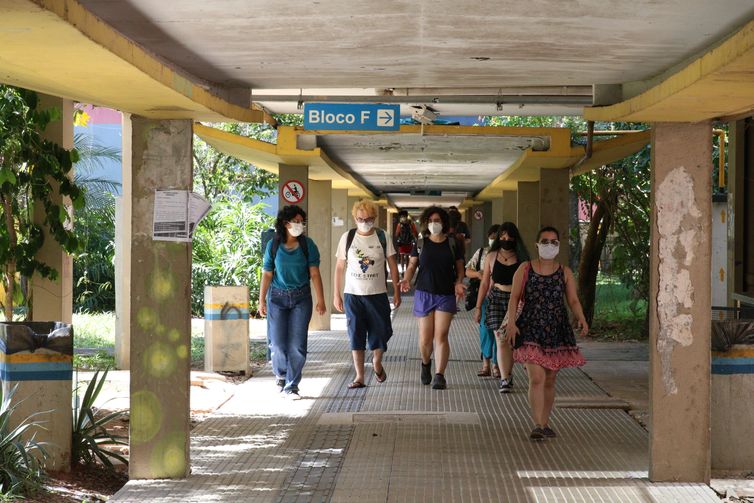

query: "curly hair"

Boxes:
[420, 206, 449, 234]
[490, 221, 530, 261]
[274, 205, 307, 239]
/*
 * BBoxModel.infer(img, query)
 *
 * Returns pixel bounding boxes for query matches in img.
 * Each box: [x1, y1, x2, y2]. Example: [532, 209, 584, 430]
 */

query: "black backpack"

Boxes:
[396, 221, 414, 245]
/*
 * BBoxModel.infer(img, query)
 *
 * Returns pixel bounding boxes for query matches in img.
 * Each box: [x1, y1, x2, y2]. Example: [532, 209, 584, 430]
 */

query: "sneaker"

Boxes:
[529, 426, 545, 441]
[275, 378, 286, 390]
[421, 361, 432, 385]
[431, 373, 447, 390]
[498, 377, 513, 394]
[541, 426, 557, 438]
[283, 390, 301, 400]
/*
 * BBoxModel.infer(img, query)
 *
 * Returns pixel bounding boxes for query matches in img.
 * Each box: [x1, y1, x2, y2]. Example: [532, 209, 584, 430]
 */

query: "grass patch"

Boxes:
[73, 312, 115, 348]
[590, 276, 647, 341]
[74, 350, 116, 370]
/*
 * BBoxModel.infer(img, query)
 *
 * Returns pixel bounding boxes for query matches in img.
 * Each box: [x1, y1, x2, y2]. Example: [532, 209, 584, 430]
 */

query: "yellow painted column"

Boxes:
[517, 181, 540, 251]
[540, 168, 570, 267]
[30, 94, 73, 323]
[128, 117, 192, 479]
[308, 180, 332, 330]
[649, 122, 711, 483]
[502, 190, 518, 224]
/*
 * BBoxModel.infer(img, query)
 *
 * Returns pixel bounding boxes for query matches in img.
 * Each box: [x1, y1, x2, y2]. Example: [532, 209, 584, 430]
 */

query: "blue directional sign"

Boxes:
[304, 103, 400, 131]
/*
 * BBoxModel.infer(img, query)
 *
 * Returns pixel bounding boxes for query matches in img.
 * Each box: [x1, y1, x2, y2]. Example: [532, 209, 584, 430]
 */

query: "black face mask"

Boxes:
[500, 239, 515, 251]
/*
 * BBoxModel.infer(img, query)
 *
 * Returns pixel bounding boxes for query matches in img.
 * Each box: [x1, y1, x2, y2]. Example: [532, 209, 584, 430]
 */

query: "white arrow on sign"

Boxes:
[376, 109, 395, 127]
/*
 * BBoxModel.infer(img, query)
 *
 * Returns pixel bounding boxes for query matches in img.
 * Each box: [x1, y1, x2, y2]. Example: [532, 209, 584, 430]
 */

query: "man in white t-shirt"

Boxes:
[334, 199, 401, 389]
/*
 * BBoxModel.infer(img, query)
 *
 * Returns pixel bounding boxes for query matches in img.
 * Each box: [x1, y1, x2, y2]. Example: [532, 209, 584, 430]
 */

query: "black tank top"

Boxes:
[491, 256, 520, 286]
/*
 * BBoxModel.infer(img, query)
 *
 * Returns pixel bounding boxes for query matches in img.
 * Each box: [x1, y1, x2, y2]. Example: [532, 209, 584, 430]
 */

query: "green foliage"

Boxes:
[0, 85, 85, 318]
[0, 385, 48, 498]
[73, 351, 116, 371]
[71, 369, 128, 469]
[72, 312, 115, 348]
[193, 122, 278, 203]
[191, 197, 274, 316]
[72, 131, 121, 313]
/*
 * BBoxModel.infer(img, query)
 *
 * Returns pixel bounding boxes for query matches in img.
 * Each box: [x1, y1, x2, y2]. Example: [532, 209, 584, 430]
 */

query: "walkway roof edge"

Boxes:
[584, 16, 754, 122]
[0, 0, 273, 124]
[475, 130, 650, 199]
[193, 124, 376, 199]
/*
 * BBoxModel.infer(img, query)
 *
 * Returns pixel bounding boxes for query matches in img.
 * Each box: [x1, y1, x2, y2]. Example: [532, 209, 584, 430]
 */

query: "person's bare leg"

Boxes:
[433, 311, 454, 374]
[418, 315, 434, 364]
[526, 363, 547, 425]
[542, 369, 558, 426]
[351, 350, 365, 384]
[372, 348, 385, 374]
[501, 344, 514, 379]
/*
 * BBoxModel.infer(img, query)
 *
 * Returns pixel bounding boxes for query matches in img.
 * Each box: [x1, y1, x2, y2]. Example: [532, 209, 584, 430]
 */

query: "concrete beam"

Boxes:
[648, 122, 712, 483]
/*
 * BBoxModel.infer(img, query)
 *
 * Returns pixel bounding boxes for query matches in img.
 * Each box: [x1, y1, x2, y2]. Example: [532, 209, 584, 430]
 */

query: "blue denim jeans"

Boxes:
[268, 286, 313, 392]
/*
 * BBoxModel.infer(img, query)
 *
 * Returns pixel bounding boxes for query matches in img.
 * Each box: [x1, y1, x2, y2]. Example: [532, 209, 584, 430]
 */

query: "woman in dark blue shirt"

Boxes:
[399, 206, 465, 390]
[259, 205, 326, 399]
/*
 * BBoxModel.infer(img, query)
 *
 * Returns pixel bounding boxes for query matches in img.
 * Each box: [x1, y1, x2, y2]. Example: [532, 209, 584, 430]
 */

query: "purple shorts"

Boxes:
[413, 290, 458, 317]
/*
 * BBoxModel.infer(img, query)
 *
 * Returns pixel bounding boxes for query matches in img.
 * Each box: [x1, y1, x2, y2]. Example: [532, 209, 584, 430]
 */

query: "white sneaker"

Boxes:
[283, 390, 301, 400]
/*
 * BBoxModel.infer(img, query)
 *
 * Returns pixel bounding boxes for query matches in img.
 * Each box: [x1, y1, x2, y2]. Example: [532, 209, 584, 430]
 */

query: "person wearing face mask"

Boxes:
[399, 206, 466, 390]
[394, 209, 418, 277]
[259, 205, 327, 400]
[334, 200, 402, 389]
[465, 224, 501, 378]
[504, 226, 588, 440]
[474, 222, 530, 393]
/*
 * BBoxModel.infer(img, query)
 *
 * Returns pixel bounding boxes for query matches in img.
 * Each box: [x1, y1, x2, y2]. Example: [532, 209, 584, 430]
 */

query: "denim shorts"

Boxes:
[413, 289, 458, 317]
[344, 293, 393, 351]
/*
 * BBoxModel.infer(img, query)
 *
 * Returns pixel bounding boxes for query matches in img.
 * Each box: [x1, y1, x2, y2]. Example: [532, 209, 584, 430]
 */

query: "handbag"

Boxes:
[496, 262, 530, 349]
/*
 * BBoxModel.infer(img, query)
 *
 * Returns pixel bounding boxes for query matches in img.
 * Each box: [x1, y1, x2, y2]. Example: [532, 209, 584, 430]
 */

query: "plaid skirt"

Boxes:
[485, 289, 511, 330]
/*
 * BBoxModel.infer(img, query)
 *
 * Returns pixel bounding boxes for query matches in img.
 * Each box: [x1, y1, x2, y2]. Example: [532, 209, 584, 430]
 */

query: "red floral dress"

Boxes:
[513, 265, 585, 370]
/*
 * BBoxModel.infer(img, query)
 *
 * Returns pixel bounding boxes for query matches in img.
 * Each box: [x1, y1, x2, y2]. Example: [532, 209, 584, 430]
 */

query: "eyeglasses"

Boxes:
[355, 217, 375, 224]
[539, 239, 559, 245]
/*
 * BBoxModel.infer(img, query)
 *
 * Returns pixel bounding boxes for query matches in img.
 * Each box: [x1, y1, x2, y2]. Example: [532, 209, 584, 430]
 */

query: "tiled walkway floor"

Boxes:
[113, 298, 718, 502]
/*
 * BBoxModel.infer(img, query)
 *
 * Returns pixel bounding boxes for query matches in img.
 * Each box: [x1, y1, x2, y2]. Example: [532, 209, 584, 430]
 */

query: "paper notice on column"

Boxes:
[153, 190, 211, 242]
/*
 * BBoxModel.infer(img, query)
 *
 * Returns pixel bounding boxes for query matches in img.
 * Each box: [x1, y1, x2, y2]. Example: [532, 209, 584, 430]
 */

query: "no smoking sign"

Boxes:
[281, 179, 305, 204]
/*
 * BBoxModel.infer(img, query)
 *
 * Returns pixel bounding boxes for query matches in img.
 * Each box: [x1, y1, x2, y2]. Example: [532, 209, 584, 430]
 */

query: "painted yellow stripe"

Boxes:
[713, 347, 754, 358]
[0, 353, 73, 363]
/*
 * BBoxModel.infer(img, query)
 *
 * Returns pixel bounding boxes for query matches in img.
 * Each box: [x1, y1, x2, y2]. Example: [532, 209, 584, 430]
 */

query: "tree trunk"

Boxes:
[577, 198, 612, 326]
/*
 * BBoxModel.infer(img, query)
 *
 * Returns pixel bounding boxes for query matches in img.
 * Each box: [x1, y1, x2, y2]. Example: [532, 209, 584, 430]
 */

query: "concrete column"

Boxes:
[332, 189, 349, 297]
[115, 113, 132, 369]
[470, 205, 486, 252]
[540, 168, 570, 267]
[278, 165, 309, 213]
[491, 198, 503, 224]
[517, 181, 540, 251]
[727, 120, 745, 300]
[30, 94, 73, 323]
[648, 122, 712, 483]
[128, 117, 192, 479]
[308, 180, 332, 330]
[502, 190, 517, 224]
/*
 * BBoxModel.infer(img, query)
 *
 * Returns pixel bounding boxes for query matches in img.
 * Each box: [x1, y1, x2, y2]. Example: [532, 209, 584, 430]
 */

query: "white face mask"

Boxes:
[537, 243, 559, 260]
[288, 222, 305, 237]
[488, 239, 495, 247]
[357, 221, 374, 233]
[428, 222, 443, 236]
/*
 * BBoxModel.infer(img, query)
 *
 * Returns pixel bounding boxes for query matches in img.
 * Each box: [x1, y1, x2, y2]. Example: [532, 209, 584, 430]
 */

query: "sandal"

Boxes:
[374, 367, 387, 383]
[491, 365, 501, 379]
[477, 368, 491, 377]
[347, 381, 366, 389]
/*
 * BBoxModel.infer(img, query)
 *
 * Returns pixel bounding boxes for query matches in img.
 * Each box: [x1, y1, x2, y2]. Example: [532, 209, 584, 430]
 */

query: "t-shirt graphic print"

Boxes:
[336, 230, 396, 296]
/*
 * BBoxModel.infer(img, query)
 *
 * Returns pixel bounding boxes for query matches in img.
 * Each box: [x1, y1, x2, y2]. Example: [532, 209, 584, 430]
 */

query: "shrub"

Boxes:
[0, 385, 48, 497]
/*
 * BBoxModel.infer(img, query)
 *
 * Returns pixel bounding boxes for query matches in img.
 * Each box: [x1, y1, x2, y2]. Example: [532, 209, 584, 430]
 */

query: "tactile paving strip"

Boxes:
[113, 297, 718, 502]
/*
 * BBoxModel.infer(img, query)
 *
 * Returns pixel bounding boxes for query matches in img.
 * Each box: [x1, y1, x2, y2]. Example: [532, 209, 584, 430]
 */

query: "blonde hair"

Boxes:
[351, 199, 378, 222]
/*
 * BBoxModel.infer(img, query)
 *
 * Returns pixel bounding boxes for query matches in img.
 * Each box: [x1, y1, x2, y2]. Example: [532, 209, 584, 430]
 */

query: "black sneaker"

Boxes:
[275, 378, 285, 390]
[431, 373, 447, 390]
[530, 427, 545, 441]
[541, 426, 557, 438]
[498, 377, 513, 394]
[421, 361, 432, 385]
